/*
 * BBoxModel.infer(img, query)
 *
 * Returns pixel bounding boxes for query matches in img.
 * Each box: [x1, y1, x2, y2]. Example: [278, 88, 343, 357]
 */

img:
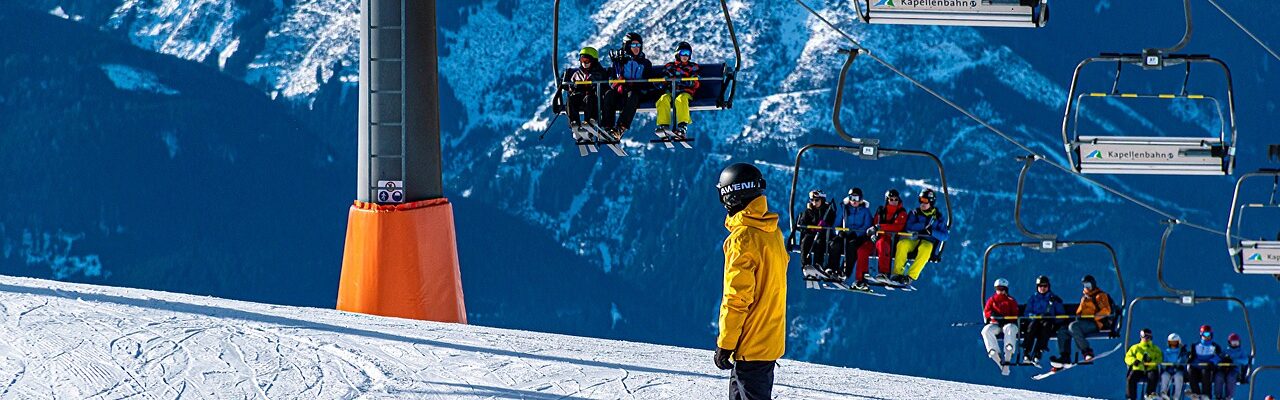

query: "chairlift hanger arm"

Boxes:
[1012, 155, 1055, 241]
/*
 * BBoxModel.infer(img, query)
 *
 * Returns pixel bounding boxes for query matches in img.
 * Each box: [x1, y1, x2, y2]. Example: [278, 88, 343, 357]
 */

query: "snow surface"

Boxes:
[0, 275, 1094, 399]
[99, 64, 180, 95]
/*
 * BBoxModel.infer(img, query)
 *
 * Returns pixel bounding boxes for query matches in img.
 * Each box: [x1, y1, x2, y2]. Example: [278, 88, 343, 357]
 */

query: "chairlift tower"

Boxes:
[337, 0, 467, 323]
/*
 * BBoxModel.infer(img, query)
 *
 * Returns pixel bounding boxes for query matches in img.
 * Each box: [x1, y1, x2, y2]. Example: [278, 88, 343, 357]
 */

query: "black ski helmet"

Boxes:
[1035, 275, 1050, 287]
[1081, 274, 1097, 287]
[808, 189, 826, 201]
[848, 187, 863, 198]
[919, 188, 937, 204]
[717, 163, 766, 215]
[1140, 328, 1154, 339]
[885, 189, 901, 201]
[623, 32, 643, 53]
[676, 41, 693, 57]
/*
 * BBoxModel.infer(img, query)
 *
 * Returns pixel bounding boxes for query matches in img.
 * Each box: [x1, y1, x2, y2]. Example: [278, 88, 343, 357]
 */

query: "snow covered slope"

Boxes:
[0, 275, 1091, 399]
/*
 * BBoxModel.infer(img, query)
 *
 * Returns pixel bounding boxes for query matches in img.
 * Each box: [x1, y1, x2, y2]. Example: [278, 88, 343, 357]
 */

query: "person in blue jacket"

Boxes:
[890, 189, 949, 286]
[1020, 275, 1066, 364]
[1189, 325, 1226, 398]
[600, 32, 653, 140]
[1217, 332, 1249, 400]
[829, 188, 875, 290]
[1159, 333, 1189, 400]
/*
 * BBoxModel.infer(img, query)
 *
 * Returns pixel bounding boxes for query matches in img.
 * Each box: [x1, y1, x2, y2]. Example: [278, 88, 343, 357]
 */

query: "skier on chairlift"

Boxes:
[655, 41, 700, 139]
[1021, 275, 1065, 365]
[1052, 274, 1114, 365]
[601, 32, 652, 140]
[981, 278, 1020, 375]
[868, 189, 907, 283]
[834, 188, 875, 290]
[1216, 332, 1248, 400]
[797, 190, 838, 276]
[563, 47, 607, 138]
[1124, 328, 1162, 400]
[890, 188, 949, 286]
[1159, 333, 1189, 400]
[1189, 325, 1226, 399]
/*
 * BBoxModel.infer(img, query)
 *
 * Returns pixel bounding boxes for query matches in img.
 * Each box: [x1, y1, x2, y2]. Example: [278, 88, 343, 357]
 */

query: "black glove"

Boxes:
[1222, 356, 1233, 364]
[609, 49, 626, 63]
[714, 347, 735, 370]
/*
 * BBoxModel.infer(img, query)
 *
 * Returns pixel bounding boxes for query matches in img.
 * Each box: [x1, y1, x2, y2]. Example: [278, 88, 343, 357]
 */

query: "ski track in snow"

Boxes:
[0, 275, 1096, 399]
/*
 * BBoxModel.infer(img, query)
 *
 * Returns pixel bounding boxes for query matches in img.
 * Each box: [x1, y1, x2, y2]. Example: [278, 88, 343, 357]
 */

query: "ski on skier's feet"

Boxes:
[802, 266, 884, 296]
[649, 126, 695, 149]
[864, 274, 916, 291]
[570, 124, 598, 157]
[1032, 343, 1123, 380]
[584, 122, 628, 157]
[651, 127, 676, 149]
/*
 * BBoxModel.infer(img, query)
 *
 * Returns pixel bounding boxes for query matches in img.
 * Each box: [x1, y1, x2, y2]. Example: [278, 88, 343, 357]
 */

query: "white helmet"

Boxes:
[993, 278, 1010, 289]
[1168, 333, 1182, 342]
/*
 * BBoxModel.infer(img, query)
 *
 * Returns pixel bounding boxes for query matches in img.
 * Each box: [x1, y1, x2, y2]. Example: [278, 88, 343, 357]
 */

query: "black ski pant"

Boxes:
[800, 232, 833, 272]
[831, 235, 870, 278]
[729, 360, 775, 400]
[1189, 366, 1215, 395]
[601, 89, 642, 130]
[1021, 320, 1057, 359]
[1126, 369, 1158, 399]
[566, 91, 599, 124]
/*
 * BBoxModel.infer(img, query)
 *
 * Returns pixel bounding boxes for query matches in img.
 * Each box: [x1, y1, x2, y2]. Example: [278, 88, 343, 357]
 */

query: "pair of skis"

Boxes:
[1028, 342, 1124, 380]
[649, 125, 694, 150]
[800, 265, 885, 296]
[863, 273, 917, 292]
[572, 121, 627, 157]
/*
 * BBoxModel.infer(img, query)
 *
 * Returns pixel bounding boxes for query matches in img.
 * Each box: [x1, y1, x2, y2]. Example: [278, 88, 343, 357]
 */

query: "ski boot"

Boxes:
[612, 126, 627, 141]
[874, 273, 890, 283]
[851, 280, 871, 291]
[673, 122, 688, 139]
[1048, 354, 1071, 366]
[1079, 348, 1095, 364]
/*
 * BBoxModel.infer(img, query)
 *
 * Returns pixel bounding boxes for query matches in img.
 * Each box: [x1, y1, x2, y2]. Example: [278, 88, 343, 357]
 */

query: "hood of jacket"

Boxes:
[726, 196, 779, 234]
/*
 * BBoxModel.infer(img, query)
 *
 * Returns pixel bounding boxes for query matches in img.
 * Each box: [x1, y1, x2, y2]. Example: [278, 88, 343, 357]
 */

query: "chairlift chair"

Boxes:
[1227, 169, 1280, 274]
[1248, 326, 1280, 400]
[549, 0, 742, 128]
[1060, 0, 1237, 175]
[853, 0, 1049, 28]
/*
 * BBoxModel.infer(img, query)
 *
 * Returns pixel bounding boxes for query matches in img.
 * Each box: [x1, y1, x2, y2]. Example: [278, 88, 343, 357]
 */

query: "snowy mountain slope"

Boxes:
[0, 275, 1095, 399]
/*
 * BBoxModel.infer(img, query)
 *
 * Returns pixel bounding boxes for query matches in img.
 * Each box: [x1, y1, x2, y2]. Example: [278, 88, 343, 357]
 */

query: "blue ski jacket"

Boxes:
[1190, 340, 1224, 367]
[838, 200, 874, 239]
[904, 207, 949, 242]
[1023, 291, 1065, 317]
[1224, 345, 1249, 371]
[1163, 345, 1189, 373]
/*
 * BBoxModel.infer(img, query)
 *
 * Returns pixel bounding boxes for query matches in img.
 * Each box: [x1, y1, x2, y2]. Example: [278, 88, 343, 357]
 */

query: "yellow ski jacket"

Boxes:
[718, 196, 789, 361]
[1125, 340, 1163, 372]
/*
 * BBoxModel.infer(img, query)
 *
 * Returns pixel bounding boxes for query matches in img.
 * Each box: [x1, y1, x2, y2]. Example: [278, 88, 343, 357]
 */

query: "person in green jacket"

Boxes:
[1125, 328, 1163, 400]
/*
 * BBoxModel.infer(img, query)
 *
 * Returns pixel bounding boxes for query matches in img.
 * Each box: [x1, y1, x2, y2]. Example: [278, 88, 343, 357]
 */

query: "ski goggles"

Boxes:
[887, 196, 901, 202]
[629, 42, 643, 48]
[918, 197, 932, 204]
[1036, 283, 1050, 288]
[1202, 332, 1213, 338]
[579, 56, 593, 62]
[847, 195, 861, 203]
[1230, 340, 1241, 347]
[1141, 331, 1154, 339]
[677, 49, 692, 57]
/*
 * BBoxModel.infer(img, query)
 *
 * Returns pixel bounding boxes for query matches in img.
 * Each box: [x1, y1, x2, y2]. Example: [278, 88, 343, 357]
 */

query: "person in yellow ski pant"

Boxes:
[656, 92, 692, 127]
[892, 238, 934, 280]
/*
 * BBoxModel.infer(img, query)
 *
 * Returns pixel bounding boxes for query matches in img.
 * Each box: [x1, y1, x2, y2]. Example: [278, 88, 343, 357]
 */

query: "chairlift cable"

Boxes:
[794, 0, 1239, 241]
[1205, 0, 1280, 63]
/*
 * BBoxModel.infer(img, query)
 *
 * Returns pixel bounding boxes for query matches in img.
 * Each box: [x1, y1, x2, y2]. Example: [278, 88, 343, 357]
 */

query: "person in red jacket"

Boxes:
[868, 189, 908, 281]
[981, 278, 1021, 375]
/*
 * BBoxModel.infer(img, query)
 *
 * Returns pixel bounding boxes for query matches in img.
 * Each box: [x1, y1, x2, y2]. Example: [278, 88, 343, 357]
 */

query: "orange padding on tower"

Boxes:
[337, 198, 467, 323]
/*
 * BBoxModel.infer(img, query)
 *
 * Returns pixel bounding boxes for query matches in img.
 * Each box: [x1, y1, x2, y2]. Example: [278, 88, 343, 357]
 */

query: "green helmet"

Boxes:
[579, 47, 599, 60]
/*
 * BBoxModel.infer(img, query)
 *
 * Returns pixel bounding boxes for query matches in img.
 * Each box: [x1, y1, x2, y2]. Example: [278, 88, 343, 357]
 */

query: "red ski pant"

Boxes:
[873, 236, 894, 275]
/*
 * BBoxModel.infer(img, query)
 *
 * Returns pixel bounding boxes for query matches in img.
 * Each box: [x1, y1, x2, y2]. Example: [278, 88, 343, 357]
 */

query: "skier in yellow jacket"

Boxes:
[713, 163, 788, 400]
[1125, 328, 1163, 400]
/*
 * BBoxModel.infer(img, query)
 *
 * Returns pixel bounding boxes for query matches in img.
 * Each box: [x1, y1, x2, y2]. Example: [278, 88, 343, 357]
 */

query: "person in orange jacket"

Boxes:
[713, 163, 788, 400]
[1052, 274, 1114, 365]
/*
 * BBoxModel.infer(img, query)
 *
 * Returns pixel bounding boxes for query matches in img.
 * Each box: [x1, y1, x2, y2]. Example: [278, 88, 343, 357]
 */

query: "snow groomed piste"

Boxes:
[0, 275, 1093, 399]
